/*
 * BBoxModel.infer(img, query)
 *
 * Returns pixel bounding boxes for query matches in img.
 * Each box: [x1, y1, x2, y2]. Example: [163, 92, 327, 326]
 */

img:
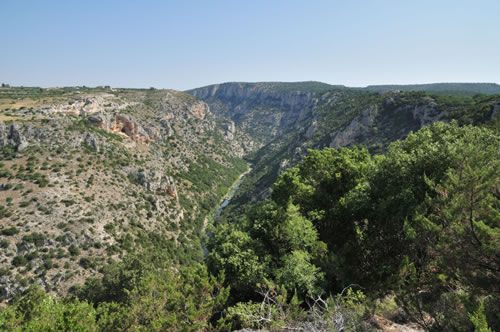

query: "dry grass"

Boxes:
[0, 115, 24, 121]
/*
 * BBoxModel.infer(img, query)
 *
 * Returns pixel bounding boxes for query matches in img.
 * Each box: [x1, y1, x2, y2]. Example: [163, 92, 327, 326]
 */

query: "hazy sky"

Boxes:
[1, 0, 499, 90]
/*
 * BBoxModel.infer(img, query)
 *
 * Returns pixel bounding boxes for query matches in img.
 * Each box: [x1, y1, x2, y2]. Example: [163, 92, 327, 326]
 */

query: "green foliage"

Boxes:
[0, 145, 17, 161]
[113, 266, 228, 331]
[0, 287, 98, 331]
[12, 255, 28, 267]
[206, 223, 269, 300]
[0, 239, 9, 249]
[271, 147, 373, 290]
[178, 155, 247, 215]
[210, 121, 499, 330]
[1, 253, 229, 331]
[208, 199, 326, 302]
[275, 250, 323, 298]
[68, 245, 80, 257]
[392, 124, 500, 330]
[0, 204, 13, 218]
[22, 232, 46, 247]
[469, 301, 494, 332]
[1, 226, 19, 235]
[221, 283, 306, 330]
[72, 250, 228, 331]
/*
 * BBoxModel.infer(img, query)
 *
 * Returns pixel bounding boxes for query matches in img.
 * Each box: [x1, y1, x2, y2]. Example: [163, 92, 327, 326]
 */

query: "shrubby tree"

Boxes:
[1, 251, 229, 331]
[206, 222, 269, 301]
[210, 121, 498, 330]
[96, 265, 229, 331]
[395, 125, 500, 331]
[0, 287, 98, 331]
[272, 147, 373, 291]
[208, 199, 326, 302]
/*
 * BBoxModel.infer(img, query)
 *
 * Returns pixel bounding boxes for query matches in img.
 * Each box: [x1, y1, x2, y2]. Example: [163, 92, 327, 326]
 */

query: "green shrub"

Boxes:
[60, 199, 75, 207]
[22, 232, 46, 247]
[68, 245, 80, 257]
[19, 200, 30, 207]
[0, 239, 9, 248]
[1, 226, 18, 235]
[79, 257, 95, 269]
[12, 255, 28, 267]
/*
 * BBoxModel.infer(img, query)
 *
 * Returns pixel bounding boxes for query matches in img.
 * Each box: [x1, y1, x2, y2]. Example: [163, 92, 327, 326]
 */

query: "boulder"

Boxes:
[84, 133, 99, 152]
[137, 171, 178, 198]
[0, 123, 28, 151]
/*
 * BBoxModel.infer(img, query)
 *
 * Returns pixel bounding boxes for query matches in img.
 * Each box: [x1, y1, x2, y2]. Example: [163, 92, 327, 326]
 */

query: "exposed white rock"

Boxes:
[0, 122, 27, 151]
[491, 103, 500, 118]
[411, 103, 441, 127]
[329, 106, 378, 148]
[39, 94, 136, 116]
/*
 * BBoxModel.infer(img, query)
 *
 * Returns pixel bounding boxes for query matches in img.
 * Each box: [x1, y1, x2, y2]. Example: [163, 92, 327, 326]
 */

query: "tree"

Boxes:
[396, 126, 500, 331]
[206, 222, 269, 301]
[0, 287, 98, 331]
[107, 265, 229, 331]
[271, 147, 373, 292]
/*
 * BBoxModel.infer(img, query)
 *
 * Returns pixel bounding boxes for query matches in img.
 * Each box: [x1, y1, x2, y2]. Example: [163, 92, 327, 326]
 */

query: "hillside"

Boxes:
[0, 87, 247, 300]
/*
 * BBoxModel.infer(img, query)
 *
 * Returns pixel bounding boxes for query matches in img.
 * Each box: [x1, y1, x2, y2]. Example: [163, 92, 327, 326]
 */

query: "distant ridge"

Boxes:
[187, 81, 344, 94]
[363, 82, 500, 96]
[188, 81, 500, 97]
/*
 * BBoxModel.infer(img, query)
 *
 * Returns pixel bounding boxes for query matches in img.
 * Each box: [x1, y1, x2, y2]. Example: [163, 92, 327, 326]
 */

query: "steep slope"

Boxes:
[187, 81, 341, 148]
[0, 87, 247, 300]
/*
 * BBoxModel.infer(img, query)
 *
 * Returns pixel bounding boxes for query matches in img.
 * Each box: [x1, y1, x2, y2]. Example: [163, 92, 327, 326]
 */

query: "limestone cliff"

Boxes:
[188, 82, 320, 148]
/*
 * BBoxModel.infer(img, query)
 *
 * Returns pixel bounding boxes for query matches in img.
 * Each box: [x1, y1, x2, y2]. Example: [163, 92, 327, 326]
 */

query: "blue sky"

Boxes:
[1, 0, 499, 90]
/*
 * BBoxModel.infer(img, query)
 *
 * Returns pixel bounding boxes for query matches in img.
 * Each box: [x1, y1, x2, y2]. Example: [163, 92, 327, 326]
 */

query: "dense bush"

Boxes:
[0, 251, 230, 331]
[208, 122, 499, 330]
[0, 226, 18, 235]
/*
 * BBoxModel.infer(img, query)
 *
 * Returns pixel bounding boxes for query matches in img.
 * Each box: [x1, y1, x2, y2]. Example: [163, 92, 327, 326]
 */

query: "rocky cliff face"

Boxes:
[0, 88, 246, 301]
[188, 82, 317, 147]
[329, 106, 378, 148]
[189, 84, 456, 204]
[0, 123, 28, 151]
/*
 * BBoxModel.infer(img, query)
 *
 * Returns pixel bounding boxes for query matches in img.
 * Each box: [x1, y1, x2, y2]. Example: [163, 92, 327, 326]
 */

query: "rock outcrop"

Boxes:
[329, 106, 378, 148]
[39, 94, 134, 116]
[84, 133, 100, 151]
[88, 113, 160, 143]
[137, 170, 178, 199]
[188, 101, 209, 120]
[492, 103, 500, 119]
[411, 103, 441, 127]
[0, 122, 27, 151]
